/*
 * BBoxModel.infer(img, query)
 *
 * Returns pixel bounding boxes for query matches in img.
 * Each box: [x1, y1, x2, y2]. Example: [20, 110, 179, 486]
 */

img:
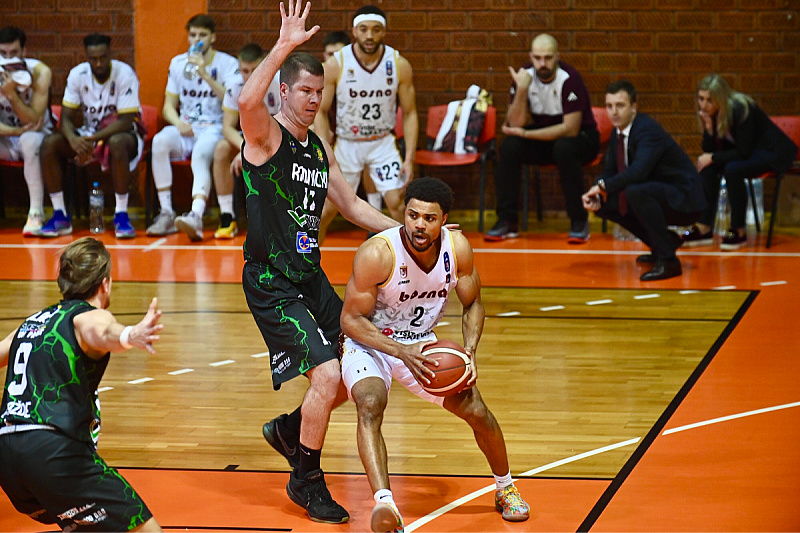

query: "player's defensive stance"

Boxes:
[0, 237, 163, 532]
[340, 177, 530, 532]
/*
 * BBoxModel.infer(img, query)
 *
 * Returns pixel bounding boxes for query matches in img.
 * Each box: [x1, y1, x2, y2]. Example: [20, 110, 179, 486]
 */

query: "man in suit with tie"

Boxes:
[582, 81, 706, 281]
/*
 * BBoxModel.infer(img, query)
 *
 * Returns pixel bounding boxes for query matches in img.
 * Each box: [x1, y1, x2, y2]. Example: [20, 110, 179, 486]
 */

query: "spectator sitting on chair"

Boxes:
[682, 74, 799, 251]
[0, 26, 54, 237]
[211, 43, 280, 239]
[487, 33, 599, 244]
[582, 80, 706, 282]
[146, 14, 239, 242]
[39, 33, 144, 239]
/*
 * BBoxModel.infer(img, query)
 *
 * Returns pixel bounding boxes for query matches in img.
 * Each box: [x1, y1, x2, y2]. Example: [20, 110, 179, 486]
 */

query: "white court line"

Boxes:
[209, 359, 236, 367]
[251, 352, 270, 358]
[436, 321, 451, 327]
[540, 305, 565, 312]
[168, 368, 194, 376]
[142, 238, 167, 252]
[760, 280, 787, 286]
[587, 299, 613, 306]
[497, 311, 520, 317]
[633, 293, 660, 300]
[679, 290, 701, 294]
[128, 377, 154, 385]
[97, 386, 114, 393]
[405, 437, 640, 532]
[663, 401, 800, 435]
[712, 285, 737, 291]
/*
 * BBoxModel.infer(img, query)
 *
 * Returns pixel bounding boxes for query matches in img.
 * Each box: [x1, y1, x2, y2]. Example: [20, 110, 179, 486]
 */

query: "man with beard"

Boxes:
[314, 5, 418, 240]
[486, 33, 599, 244]
[339, 177, 530, 532]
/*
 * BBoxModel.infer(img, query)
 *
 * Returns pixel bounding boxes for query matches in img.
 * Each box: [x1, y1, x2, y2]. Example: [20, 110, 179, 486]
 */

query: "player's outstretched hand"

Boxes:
[279, 0, 320, 48]
[130, 298, 164, 355]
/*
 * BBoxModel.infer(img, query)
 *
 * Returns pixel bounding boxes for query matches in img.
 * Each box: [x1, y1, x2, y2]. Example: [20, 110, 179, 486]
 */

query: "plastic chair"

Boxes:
[748, 115, 800, 248]
[0, 104, 62, 218]
[415, 104, 497, 232]
[522, 106, 613, 230]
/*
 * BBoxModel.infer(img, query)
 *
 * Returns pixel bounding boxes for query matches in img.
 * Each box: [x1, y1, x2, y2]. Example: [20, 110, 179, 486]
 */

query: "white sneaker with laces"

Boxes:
[175, 211, 204, 242]
[146, 210, 177, 236]
[23, 212, 44, 237]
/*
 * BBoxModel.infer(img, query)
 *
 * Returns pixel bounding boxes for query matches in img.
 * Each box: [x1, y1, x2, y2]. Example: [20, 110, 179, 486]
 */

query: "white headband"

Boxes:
[353, 14, 386, 28]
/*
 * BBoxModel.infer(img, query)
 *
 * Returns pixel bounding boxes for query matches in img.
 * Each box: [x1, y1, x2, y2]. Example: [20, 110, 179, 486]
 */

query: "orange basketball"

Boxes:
[419, 339, 471, 397]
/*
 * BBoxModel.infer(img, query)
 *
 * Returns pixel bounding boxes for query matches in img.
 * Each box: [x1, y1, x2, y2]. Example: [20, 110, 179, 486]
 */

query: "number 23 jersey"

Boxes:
[371, 226, 458, 344]
[334, 44, 399, 141]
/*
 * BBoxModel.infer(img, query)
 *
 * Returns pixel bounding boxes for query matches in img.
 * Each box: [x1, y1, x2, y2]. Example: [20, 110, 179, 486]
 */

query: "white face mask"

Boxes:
[0, 57, 33, 91]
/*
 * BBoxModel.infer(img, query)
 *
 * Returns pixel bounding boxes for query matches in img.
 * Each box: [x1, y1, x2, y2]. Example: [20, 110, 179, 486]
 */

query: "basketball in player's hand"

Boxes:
[419, 339, 472, 397]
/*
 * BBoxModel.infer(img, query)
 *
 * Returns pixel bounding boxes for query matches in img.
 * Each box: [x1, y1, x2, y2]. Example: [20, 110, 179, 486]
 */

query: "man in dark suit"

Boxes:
[582, 81, 706, 281]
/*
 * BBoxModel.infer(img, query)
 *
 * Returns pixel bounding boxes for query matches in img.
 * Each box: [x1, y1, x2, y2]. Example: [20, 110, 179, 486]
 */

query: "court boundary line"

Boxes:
[576, 290, 758, 532]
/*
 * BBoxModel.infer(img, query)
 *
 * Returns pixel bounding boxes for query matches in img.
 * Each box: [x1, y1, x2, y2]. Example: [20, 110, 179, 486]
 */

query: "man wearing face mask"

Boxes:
[487, 33, 599, 244]
[0, 26, 54, 237]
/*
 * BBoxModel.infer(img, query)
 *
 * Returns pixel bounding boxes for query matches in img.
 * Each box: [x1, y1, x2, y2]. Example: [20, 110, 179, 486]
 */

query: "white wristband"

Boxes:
[119, 326, 134, 350]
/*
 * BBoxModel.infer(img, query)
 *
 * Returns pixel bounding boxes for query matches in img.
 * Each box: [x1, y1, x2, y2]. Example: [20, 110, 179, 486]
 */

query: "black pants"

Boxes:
[698, 150, 774, 229]
[599, 182, 702, 260]
[494, 127, 599, 224]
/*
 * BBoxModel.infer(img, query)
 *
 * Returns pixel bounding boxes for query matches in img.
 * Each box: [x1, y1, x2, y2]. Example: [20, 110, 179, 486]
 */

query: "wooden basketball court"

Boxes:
[0, 220, 798, 531]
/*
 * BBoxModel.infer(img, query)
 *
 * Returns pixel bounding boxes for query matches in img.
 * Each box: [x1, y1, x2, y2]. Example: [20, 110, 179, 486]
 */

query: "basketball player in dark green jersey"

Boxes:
[0, 237, 163, 532]
[238, 0, 398, 525]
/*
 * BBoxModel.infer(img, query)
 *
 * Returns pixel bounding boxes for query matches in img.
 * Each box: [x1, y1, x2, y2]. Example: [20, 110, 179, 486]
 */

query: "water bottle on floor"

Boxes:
[715, 177, 730, 236]
[89, 181, 104, 234]
[183, 41, 204, 80]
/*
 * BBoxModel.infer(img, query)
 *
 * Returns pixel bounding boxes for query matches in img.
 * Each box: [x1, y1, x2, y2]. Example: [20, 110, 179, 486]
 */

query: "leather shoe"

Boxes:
[640, 258, 682, 281]
[636, 253, 655, 264]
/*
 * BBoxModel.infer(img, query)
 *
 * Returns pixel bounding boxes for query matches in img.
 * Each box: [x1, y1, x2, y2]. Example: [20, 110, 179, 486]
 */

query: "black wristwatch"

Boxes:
[597, 179, 606, 191]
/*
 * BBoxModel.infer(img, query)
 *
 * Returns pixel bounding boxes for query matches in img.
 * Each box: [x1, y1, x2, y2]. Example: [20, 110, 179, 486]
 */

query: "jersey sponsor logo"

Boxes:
[315, 146, 324, 162]
[347, 68, 355, 78]
[400, 264, 407, 278]
[288, 206, 307, 227]
[348, 88, 393, 98]
[273, 354, 291, 374]
[351, 125, 360, 134]
[296, 231, 313, 253]
[211, 67, 218, 80]
[386, 60, 393, 76]
[80, 104, 118, 116]
[110, 81, 115, 96]
[398, 288, 448, 302]
[291, 162, 328, 188]
[444, 251, 450, 273]
[391, 329, 434, 341]
[381, 328, 393, 336]
[567, 91, 578, 101]
[271, 351, 286, 364]
[2, 400, 31, 418]
[182, 88, 218, 99]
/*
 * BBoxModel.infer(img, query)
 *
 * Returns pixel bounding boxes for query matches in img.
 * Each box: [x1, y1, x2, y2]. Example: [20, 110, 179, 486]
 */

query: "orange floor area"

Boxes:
[0, 224, 799, 530]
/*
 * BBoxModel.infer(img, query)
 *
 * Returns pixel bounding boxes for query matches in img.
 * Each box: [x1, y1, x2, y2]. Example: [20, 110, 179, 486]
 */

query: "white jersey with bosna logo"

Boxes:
[62, 59, 140, 135]
[334, 43, 399, 141]
[222, 70, 281, 116]
[0, 58, 52, 132]
[166, 50, 239, 126]
[370, 226, 458, 344]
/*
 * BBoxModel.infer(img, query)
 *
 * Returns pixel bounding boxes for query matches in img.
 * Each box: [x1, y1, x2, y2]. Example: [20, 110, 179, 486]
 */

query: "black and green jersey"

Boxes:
[2, 300, 109, 445]
[242, 123, 330, 283]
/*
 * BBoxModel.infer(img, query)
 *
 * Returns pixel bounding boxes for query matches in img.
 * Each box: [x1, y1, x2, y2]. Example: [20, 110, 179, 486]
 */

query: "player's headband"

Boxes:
[353, 14, 386, 28]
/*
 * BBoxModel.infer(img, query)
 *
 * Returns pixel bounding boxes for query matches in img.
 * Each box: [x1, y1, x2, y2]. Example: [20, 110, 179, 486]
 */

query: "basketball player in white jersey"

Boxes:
[340, 178, 530, 532]
[211, 43, 281, 239]
[0, 26, 53, 237]
[39, 33, 144, 240]
[147, 14, 239, 241]
[314, 5, 418, 240]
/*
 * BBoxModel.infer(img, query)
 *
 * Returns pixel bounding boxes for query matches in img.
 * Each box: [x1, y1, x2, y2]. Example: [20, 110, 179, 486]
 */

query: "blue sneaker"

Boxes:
[113, 212, 135, 239]
[40, 210, 73, 238]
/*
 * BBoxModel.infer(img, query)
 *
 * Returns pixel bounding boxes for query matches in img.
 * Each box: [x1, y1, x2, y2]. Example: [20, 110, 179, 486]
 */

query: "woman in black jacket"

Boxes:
[682, 74, 798, 250]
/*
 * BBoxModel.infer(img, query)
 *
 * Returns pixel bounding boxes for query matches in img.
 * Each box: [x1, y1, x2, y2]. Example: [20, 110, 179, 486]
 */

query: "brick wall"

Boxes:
[3, 0, 799, 214]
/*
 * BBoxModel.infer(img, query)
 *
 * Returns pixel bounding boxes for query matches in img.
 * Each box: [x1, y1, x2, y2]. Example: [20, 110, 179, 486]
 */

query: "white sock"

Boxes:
[157, 190, 173, 214]
[494, 471, 513, 491]
[374, 488, 394, 506]
[218, 194, 234, 216]
[191, 197, 207, 217]
[50, 192, 66, 214]
[115, 193, 129, 214]
[367, 192, 382, 210]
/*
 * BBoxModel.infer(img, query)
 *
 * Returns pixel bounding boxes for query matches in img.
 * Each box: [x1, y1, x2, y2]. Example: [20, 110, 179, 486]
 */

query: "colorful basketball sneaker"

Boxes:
[40, 210, 72, 238]
[495, 484, 530, 522]
[214, 213, 238, 239]
[371, 501, 404, 533]
[22, 212, 44, 237]
[113, 211, 136, 239]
